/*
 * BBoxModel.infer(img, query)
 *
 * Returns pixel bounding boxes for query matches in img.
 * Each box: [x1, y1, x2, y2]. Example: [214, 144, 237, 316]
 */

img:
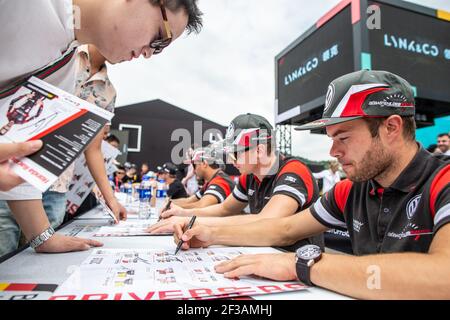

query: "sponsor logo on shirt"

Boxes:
[406, 194, 421, 220]
[248, 189, 255, 196]
[387, 229, 432, 240]
[353, 219, 364, 233]
[284, 176, 297, 183]
[326, 229, 350, 238]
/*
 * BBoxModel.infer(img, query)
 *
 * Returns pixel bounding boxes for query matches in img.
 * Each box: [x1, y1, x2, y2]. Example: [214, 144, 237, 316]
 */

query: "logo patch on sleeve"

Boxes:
[284, 176, 297, 183]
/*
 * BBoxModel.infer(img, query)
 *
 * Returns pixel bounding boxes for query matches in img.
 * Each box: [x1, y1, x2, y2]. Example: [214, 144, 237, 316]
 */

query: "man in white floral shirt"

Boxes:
[46, 44, 123, 228]
[0, 44, 127, 255]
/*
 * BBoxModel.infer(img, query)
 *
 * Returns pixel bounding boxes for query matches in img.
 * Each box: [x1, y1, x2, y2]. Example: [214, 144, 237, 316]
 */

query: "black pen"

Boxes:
[174, 215, 196, 255]
[158, 199, 172, 221]
[163, 199, 172, 212]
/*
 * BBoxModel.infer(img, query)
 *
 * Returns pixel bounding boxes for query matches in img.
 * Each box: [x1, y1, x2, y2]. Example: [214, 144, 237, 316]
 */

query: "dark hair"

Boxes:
[106, 134, 120, 144]
[116, 165, 125, 171]
[426, 144, 438, 153]
[266, 140, 273, 155]
[209, 163, 220, 170]
[260, 137, 276, 156]
[363, 116, 416, 142]
[438, 133, 450, 138]
[150, 0, 203, 34]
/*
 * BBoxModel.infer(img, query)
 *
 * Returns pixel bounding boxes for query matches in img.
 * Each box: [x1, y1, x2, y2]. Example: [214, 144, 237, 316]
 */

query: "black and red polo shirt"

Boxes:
[232, 156, 319, 214]
[310, 146, 450, 255]
[195, 170, 234, 203]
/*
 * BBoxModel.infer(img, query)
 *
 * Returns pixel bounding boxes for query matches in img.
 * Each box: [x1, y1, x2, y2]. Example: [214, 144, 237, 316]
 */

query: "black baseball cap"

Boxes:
[157, 162, 178, 175]
[295, 70, 415, 131]
[223, 113, 274, 153]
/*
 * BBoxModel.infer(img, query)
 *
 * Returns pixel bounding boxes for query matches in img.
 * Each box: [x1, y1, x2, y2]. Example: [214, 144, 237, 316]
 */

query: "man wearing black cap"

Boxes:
[159, 162, 188, 200]
[162, 147, 234, 211]
[171, 70, 450, 299]
[149, 113, 322, 250]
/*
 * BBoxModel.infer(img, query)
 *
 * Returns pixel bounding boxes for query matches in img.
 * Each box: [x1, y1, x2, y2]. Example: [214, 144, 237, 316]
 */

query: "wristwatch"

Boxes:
[29, 226, 55, 249]
[295, 244, 322, 286]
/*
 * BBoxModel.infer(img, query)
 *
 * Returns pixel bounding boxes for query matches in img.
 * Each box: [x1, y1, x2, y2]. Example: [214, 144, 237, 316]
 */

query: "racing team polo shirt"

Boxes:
[232, 156, 323, 250]
[232, 156, 319, 213]
[195, 170, 235, 203]
[310, 146, 450, 255]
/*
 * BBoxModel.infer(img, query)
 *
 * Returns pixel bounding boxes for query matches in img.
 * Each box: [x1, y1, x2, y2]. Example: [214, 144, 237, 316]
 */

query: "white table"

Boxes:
[0, 196, 350, 300]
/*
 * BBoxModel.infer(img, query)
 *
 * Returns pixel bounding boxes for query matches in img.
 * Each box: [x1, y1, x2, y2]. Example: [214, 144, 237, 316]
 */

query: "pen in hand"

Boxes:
[158, 199, 172, 221]
[174, 215, 196, 255]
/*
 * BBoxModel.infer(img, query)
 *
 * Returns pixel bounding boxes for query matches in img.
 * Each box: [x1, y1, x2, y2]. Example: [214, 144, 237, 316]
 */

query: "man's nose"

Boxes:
[330, 141, 342, 159]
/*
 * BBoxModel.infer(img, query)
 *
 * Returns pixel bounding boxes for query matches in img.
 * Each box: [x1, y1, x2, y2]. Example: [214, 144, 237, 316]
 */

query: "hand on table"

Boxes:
[146, 216, 189, 234]
[107, 198, 128, 223]
[214, 252, 298, 281]
[35, 233, 103, 253]
[159, 202, 186, 219]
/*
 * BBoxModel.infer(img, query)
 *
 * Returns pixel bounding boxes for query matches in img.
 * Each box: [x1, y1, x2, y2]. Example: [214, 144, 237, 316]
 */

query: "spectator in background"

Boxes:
[182, 145, 199, 195]
[123, 165, 139, 184]
[313, 160, 341, 194]
[139, 163, 150, 181]
[159, 163, 188, 199]
[105, 134, 121, 167]
[112, 165, 126, 192]
[106, 134, 120, 150]
[427, 144, 442, 154]
[437, 133, 450, 155]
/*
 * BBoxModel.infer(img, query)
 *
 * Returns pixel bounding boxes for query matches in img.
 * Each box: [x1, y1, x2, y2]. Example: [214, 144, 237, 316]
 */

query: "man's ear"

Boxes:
[383, 115, 403, 141]
[257, 143, 266, 157]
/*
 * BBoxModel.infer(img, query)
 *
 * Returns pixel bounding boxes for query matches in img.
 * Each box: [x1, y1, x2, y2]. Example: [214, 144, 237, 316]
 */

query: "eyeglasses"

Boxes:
[149, 0, 173, 55]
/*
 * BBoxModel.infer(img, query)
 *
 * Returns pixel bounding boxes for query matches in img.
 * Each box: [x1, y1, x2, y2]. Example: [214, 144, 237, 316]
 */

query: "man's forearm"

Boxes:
[210, 211, 328, 247]
[85, 138, 114, 203]
[184, 203, 234, 218]
[180, 197, 217, 209]
[311, 252, 450, 299]
[209, 217, 295, 247]
[173, 196, 197, 207]
[199, 214, 263, 228]
[8, 200, 50, 241]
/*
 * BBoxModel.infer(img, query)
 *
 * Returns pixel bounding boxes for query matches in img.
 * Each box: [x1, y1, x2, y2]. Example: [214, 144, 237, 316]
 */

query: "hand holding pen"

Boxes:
[158, 198, 172, 221]
[174, 216, 196, 255]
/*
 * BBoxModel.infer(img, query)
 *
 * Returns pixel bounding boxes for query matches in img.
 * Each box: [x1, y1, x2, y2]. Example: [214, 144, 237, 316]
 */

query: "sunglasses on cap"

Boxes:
[149, 0, 173, 55]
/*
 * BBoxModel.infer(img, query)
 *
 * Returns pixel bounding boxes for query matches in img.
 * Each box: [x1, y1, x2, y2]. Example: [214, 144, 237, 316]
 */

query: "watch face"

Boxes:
[297, 245, 321, 260]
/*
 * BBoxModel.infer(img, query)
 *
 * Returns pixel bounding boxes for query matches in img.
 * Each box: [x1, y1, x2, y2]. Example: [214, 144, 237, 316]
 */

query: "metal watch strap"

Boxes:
[29, 226, 55, 249]
[296, 259, 314, 286]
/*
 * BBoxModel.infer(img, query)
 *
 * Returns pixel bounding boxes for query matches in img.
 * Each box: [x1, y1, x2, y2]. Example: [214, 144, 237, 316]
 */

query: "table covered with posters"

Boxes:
[0, 197, 350, 300]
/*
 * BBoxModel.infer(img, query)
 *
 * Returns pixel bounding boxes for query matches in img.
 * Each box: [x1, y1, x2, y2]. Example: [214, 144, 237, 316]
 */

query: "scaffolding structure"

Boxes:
[276, 124, 292, 156]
